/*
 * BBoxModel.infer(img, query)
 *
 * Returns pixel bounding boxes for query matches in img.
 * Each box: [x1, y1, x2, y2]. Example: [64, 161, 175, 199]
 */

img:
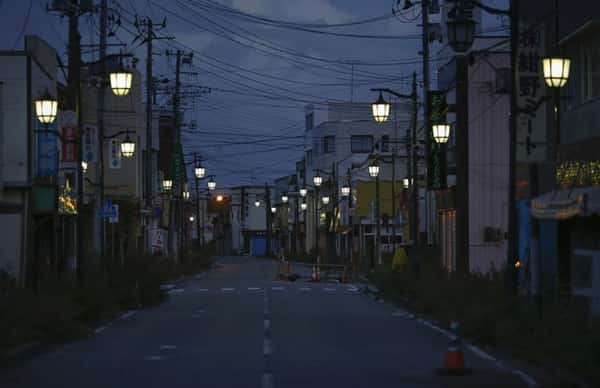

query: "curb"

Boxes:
[0, 342, 44, 365]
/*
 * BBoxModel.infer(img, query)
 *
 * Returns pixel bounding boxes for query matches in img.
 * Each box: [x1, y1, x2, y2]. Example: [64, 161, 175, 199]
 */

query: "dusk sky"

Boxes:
[1, 0, 507, 188]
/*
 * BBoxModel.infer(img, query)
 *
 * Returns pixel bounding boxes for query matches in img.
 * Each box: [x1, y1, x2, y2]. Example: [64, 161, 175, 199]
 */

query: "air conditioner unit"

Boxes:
[484, 226, 503, 243]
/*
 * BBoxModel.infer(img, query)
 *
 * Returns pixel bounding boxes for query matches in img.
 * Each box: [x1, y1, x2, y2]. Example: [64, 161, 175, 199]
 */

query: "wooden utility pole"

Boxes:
[421, 0, 432, 245]
[97, 0, 108, 258]
[411, 72, 420, 247]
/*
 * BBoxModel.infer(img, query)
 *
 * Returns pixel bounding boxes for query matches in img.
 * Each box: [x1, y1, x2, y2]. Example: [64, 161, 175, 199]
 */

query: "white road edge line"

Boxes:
[416, 317, 536, 386]
[94, 326, 107, 334]
[466, 344, 496, 361]
[119, 310, 136, 320]
[512, 369, 537, 387]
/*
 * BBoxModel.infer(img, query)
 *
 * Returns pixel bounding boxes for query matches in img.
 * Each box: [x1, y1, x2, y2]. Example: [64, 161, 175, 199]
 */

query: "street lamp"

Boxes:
[281, 194, 289, 203]
[255, 199, 261, 207]
[322, 196, 330, 205]
[120, 133, 136, 157]
[207, 177, 216, 191]
[299, 187, 307, 197]
[371, 92, 390, 123]
[369, 161, 380, 178]
[446, 10, 477, 54]
[542, 57, 571, 88]
[301, 202, 307, 211]
[183, 190, 190, 200]
[403, 177, 410, 188]
[432, 124, 451, 144]
[162, 179, 173, 192]
[313, 174, 323, 187]
[189, 216, 195, 222]
[194, 163, 206, 179]
[81, 160, 88, 173]
[271, 206, 277, 214]
[341, 184, 350, 197]
[35, 90, 58, 125]
[109, 66, 133, 97]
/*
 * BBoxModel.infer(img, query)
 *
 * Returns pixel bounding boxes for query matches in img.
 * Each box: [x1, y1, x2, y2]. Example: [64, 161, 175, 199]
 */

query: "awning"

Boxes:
[531, 186, 600, 220]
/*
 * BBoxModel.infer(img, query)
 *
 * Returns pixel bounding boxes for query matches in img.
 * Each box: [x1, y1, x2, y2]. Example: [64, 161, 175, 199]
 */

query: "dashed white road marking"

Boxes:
[159, 345, 177, 350]
[221, 287, 235, 292]
[298, 287, 311, 291]
[263, 339, 272, 355]
[168, 288, 185, 295]
[248, 287, 261, 291]
[347, 287, 359, 292]
[264, 319, 270, 330]
[94, 326, 107, 334]
[392, 311, 407, 317]
[271, 286, 285, 291]
[119, 310, 136, 320]
[195, 309, 206, 313]
[262, 373, 273, 388]
[191, 314, 204, 319]
[323, 288, 336, 292]
[145, 355, 165, 361]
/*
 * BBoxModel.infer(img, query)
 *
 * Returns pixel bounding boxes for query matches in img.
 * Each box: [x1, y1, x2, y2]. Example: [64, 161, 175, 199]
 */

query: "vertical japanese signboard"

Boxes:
[109, 139, 122, 169]
[83, 124, 98, 163]
[61, 125, 77, 162]
[427, 91, 448, 189]
[517, 24, 547, 163]
[36, 120, 58, 177]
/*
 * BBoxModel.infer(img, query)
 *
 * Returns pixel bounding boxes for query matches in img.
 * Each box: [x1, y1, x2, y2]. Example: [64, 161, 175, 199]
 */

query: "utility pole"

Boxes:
[66, 0, 84, 282]
[135, 17, 172, 252]
[173, 49, 182, 261]
[265, 182, 271, 256]
[421, 0, 432, 245]
[96, 0, 108, 259]
[194, 153, 202, 246]
[375, 167, 381, 266]
[411, 72, 420, 247]
[144, 18, 154, 252]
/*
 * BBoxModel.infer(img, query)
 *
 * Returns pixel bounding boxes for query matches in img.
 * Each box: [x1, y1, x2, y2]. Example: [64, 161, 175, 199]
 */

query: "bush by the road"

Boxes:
[0, 249, 214, 353]
[371, 249, 600, 386]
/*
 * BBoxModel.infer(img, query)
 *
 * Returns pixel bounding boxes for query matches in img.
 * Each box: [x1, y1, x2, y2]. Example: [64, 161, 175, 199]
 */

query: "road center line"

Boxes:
[221, 287, 235, 291]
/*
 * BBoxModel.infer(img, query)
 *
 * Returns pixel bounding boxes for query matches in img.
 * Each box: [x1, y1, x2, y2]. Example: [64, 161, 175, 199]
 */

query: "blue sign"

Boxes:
[97, 199, 117, 218]
[37, 121, 58, 177]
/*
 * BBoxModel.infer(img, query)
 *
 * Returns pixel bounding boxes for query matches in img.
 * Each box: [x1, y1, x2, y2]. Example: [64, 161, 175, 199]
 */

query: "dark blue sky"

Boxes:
[1, 0, 507, 188]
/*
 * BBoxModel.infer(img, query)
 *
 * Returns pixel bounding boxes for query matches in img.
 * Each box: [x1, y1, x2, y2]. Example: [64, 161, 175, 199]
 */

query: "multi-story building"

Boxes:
[229, 186, 271, 256]
[0, 36, 62, 285]
[300, 102, 416, 264]
[527, 3, 600, 309]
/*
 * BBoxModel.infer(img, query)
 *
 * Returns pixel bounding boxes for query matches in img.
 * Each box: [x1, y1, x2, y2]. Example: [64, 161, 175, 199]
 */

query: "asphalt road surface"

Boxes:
[1, 256, 531, 388]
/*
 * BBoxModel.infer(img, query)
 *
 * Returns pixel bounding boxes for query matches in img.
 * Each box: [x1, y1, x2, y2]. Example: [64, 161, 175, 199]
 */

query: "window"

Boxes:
[324, 136, 335, 153]
[351, 135, 373, 153]
[381, 135, 390, 152]
[581, 46, 600, 102]
[305, 113, 314, 130]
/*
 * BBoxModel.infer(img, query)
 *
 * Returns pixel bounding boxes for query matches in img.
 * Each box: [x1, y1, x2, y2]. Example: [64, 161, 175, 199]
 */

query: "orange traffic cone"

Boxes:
[443, 321, 468, 375]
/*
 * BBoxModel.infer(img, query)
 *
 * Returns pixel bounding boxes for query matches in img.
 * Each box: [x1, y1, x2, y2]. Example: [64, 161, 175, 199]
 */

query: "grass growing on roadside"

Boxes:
[0, 247, 214, 354]
[370, 249, 600, 386]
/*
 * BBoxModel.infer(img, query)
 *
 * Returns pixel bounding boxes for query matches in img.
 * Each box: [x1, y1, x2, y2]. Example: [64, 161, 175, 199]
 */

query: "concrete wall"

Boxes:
[468, 53, 510, 274]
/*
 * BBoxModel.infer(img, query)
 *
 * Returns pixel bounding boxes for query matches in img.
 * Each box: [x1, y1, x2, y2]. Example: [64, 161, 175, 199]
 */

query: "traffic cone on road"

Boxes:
[443, 321, 467, 375]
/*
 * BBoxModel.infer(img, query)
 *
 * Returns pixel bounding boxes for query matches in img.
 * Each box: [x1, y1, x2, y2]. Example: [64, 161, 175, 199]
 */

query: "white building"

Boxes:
[0, 36, 60, 284]
[300, 102, 422, 262]
[230, 185, 270, 256]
